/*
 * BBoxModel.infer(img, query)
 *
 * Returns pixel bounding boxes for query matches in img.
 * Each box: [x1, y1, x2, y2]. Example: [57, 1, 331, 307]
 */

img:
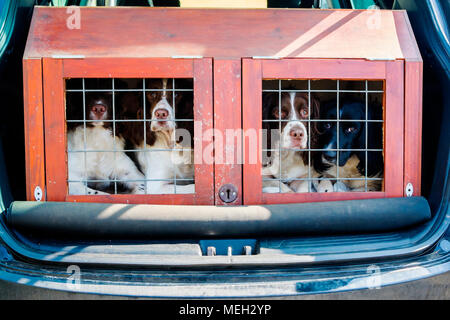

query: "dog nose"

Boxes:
[91, 104, 106, 114]
[289, 128, 305, 140]
[155, 108, 169, 119]
[324, 150, 337, 159]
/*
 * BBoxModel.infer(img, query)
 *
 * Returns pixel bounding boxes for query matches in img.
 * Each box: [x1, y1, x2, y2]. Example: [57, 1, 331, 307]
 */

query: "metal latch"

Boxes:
[34, 186, 43, 201]
[218, 184, 238, 203]
[405, 183, 414, 197]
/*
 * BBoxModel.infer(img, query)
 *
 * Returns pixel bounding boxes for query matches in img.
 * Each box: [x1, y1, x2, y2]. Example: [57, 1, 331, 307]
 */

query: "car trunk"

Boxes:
[0, 0, 448, 290]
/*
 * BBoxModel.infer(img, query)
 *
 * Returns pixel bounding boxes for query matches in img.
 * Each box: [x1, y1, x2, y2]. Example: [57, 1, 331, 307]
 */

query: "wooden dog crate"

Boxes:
[23, 7, 422, 205]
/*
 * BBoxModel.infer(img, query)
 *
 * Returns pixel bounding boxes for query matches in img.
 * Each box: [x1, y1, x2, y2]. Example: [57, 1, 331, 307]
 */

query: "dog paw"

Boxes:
[316, 180, 334, 193]
[132, 184, 146, 194]
[333, 181, 350, 192]
[263, 187, 282, 193]
[174, 184, 195, 194]
[290, 180, 309, 193]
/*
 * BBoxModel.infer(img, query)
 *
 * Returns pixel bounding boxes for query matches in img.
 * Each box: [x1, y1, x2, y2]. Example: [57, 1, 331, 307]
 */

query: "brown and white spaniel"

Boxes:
[118, 78, 195, 194]
[66, 92, 145, 195]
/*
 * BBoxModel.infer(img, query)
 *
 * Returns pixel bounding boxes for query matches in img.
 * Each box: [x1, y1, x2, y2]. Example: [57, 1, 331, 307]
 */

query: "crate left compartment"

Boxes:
[24, 58, 214, 205]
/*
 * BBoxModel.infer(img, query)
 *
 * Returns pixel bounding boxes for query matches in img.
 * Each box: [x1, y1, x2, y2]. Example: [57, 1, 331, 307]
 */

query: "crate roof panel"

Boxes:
[24, 7, 421, 61]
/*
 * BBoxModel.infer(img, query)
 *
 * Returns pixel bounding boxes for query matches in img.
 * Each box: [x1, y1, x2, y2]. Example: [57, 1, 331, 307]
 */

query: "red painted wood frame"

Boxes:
[42, 58, 214, 205]
[23, 59, 45, 201]
[214, 59, 242, 205]
[242, 58, 405, 205]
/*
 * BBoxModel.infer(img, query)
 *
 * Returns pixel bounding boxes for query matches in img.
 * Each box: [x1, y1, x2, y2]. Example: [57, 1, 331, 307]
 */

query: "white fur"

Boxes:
[150, 97, 176, 132]
[136, 81, 195, 194]
[280, 120, 308, 149]
[67, 126, 145, 195]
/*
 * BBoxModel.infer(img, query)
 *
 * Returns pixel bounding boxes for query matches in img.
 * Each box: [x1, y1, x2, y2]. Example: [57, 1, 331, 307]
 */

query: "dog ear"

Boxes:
[174, 91, 195, 147]
[262, 92, 277, 120]
[262, 92, 278, 162]
[65, 91, 83, 126]
[301, 150, 312, 166]
[365, 120, 384, 176]
[312, 99, 337, 174]
[354, 101, 370, 175]
[146, 130, 157, 146]
[136, 108, 143, 120]
[262, 93, 278, 126]
[117, 92, 141, 119]
[307, 94, 322, 167]
[174, 91, 184, 105]
[175, 92, 194, 118]
[309, 93, 321, 149]
[355, 125, 367, 176]
[361, 150, 384, 177]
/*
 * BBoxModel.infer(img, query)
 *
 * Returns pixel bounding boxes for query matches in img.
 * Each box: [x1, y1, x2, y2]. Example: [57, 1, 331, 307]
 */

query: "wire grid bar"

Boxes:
[172, 78, 176, 194]
[262, 79, 384, 194]
[66, 77, 195, 195]
[68, 148, 193, 153]
[278, 80, 282, 192]
[336, 80, 340, 184]
[307, 78, 311, 192]
[67, 119, 195, 122]
[365, 80, 369, 192]
[263, 177, 383, 182]
[262, 89, 384, 93]
[143, 78, 147, 193]
[82, 78, 88, 195]
[262, 119, 383, 122]
[66, 89, 194, 92]
[68, 179, 194, 183]
[112, 78, 118, 194]
[262, 148, 383, 152]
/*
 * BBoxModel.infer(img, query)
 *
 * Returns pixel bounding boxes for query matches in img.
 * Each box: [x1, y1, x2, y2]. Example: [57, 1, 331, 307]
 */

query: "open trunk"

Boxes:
[0, 0, 448, 297]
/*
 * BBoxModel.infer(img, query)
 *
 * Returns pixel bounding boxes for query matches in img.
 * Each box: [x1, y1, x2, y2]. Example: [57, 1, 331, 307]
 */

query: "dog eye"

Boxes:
[274, 109, 287, 119]
[300, 109, 308, 118]
[345, 127, 356, 133]
[323, 122, 332, 129]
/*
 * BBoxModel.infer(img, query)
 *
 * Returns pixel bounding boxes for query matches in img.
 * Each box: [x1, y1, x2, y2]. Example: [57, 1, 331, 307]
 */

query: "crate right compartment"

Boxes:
[243, 58, 414, 205]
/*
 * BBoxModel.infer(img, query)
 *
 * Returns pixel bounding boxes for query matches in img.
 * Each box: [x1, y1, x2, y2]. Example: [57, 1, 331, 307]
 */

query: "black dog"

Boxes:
[313, 100, 383, 185]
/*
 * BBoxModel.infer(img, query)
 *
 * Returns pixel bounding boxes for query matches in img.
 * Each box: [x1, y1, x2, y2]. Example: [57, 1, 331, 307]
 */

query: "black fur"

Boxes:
[313, 100, 383, 177]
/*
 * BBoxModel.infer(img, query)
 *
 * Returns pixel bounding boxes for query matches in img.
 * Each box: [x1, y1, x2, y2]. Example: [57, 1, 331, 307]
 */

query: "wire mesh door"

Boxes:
[43, 58, 214, 205]
[243, 58, 404, 205]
